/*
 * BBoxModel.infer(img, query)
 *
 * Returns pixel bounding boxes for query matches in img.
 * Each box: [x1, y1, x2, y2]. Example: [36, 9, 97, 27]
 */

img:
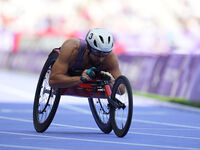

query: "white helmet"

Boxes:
[86, 28, 114, 53]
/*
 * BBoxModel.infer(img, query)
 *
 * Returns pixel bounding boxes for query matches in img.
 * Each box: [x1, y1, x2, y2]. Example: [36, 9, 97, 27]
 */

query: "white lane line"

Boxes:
[0, 108, 71, 115]
[0, 84, 33, 100]
[134, 128, 196, 131]
[0, 108, 166, 116]
[52, 123, 98, 131]
[1, 115, 200, 141]
[2, 104, 200, 132]
[61, 104, 91, 115]
[0, 116, 32, 123]
[61, 105, 200, 130]
[1, 80, 200, 113]
[134, 119, 200, 130]
[0, 131, 200, 150]
[0, 83, 88, 104]
[62, 104, 167, 116]
[132, 132, 200, 140]
[133, 112, 167, 115]
[53, 123, 200, 140]
[1, 109, 32, 113]
[0, 144, 68, 150]
[140, 96, 200, 113]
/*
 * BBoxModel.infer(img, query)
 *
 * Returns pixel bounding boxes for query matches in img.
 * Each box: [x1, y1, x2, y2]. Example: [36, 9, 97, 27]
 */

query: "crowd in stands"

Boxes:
[0, 0, 200, 54]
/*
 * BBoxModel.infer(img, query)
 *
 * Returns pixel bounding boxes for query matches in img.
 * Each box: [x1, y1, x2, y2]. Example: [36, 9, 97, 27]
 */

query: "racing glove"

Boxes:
[100, 71, 115, 81]
[80, 67, 96, 83]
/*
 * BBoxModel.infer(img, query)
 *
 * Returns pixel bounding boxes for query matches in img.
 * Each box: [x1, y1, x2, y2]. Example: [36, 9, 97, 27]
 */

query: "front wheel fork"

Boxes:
[107, 96, 126, 109]
[104, 84, 126, 109]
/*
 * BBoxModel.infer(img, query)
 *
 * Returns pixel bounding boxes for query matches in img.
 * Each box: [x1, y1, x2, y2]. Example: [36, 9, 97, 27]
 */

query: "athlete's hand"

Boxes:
[100, 71, 115, 89]
[80, 70, 91, 83]
[80, 67, 96, 83]
[100, 71, 115, 81]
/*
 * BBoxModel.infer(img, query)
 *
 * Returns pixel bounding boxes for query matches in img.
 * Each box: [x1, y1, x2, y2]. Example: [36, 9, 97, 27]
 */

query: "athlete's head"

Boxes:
[86, 28, 114, 58]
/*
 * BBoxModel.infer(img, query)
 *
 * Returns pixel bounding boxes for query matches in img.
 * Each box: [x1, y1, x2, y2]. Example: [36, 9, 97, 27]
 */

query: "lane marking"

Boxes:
[52, 123, 200, 140]
[132, 132, 200, 140]
[52, 123, 98, 131]
[0, 131, 200, 150]
[62, 103, 167, 115]
[0, 84, 33, 100]
[53, 123, 200, 140]
[61, 105, 200, 130]
[2, 101, 197, 131]
[61, 104, 91, 115]
[134, 119, 200, 130]
[0, 144, 68, 150]
[0, 109, 68, 114]
[0, 116, 200, 141]
[139, 96, 200, 113]
[0, 108, 166, 116]
[0, 116, 32, 123]
[133, 112, 167, 115]
[134, 128, 196, 131]
[0, 83, 87, 104]
[1, 109, 32, 113]
[1, 81, 200, 113]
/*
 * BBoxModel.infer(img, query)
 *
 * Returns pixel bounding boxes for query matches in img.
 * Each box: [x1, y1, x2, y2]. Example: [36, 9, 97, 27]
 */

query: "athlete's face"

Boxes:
[89, 53, 106, 67]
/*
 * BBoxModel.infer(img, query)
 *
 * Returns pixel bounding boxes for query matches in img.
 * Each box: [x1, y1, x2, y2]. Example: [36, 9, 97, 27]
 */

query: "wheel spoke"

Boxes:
[36, 65, 57, 124]
[93, 98, 110, 124]
[115, 91, 129, 129]
[33, 58, 61, 133]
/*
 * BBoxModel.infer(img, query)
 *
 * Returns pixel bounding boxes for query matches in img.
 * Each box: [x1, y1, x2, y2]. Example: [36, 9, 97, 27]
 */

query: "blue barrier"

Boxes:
[0, 51, 199, 102]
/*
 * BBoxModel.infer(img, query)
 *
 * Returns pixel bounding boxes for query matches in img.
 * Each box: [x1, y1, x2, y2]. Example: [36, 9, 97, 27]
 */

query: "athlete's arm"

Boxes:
[104, 52, 125, 94]
[49, 39, 83, 89]
[104, 52, 122, 80]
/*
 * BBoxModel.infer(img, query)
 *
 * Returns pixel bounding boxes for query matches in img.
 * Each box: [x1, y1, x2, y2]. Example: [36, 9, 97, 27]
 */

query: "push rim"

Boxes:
[37, 66, 57, 123]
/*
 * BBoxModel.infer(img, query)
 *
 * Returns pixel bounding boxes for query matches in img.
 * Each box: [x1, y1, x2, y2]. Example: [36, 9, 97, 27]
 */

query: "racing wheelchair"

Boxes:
[33, 49, 133, 137]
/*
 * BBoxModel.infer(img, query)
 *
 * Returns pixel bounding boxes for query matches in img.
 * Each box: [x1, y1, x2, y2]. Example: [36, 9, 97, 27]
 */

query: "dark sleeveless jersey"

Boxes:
[56, 39, 102, 76]
[68, 39, 87, 76]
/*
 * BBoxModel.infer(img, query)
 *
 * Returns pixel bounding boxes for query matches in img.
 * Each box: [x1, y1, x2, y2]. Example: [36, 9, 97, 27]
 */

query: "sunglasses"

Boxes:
[90, 48, 110, 57]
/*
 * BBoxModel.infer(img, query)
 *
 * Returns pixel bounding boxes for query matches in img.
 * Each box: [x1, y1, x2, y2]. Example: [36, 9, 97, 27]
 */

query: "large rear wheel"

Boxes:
[88, 98, 112, 134]
[33, 53, 60, 132]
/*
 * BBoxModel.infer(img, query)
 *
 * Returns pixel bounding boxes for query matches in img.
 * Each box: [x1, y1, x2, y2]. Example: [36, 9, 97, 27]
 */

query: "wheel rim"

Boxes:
[114, 83, 130, 129]
[93, 98, 110, 124]
[37, 66, 56, 123]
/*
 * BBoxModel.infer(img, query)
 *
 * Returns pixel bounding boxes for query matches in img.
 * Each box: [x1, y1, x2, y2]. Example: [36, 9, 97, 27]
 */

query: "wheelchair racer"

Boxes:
[49, 28, 122, 89]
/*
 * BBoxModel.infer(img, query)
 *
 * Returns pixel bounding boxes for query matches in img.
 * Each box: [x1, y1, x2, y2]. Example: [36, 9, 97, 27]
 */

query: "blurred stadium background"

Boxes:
[0, 0, 200, 103]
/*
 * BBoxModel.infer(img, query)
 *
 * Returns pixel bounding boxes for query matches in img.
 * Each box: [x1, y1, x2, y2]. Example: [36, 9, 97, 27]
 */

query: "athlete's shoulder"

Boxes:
[58, 38, 80, 62]
[61, 38, 80, 51]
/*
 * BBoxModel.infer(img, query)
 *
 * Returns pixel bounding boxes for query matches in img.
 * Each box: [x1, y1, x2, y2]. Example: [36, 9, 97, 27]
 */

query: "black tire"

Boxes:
[110, 76, 133, 137]
[33, 52, 60, 132]
[88, 98, 112, 134]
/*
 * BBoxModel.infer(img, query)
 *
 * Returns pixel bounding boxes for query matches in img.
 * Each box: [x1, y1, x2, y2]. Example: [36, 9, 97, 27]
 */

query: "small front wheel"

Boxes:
[110, 76, 133, 137]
